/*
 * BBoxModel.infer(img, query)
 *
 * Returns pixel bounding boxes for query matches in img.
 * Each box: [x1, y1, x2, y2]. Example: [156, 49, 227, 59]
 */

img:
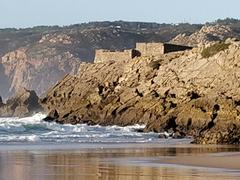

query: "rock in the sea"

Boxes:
[41, 40, 240, 144]
[0, 88, 43, 117]
[43, 109, 59, 122]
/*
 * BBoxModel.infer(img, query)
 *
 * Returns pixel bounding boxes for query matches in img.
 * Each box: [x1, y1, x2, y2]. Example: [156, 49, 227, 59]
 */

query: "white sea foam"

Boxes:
[0, 134, 40, 142]
[0, 113, 190, 144]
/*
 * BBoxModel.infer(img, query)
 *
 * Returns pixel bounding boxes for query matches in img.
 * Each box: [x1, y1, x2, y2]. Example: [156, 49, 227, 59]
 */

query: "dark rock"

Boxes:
[172, 131, 186, 139]
[43, 109, 59, 122]
[158, 133, 168, 139]
[134, 128, 144, 133]
[187, 91, 201, 100]
[0, 96, 3, 107]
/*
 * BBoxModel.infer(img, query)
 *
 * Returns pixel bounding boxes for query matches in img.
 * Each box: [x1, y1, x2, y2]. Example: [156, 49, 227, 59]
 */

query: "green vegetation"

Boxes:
[201, 42, 230, 58]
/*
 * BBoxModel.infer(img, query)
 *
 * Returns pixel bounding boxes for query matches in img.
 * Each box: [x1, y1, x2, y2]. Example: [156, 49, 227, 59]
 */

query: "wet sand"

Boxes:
[159, 152, 240, 170]
[0, 143, 239, 180]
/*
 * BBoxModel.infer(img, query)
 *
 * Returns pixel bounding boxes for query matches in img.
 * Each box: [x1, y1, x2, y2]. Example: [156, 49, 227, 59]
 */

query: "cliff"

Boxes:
[41, 39, 240, 144]
[0, 47, 80, 99]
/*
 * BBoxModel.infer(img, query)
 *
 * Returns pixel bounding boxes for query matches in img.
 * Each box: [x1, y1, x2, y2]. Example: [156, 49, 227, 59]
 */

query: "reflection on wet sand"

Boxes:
[0, 145, 239, 180]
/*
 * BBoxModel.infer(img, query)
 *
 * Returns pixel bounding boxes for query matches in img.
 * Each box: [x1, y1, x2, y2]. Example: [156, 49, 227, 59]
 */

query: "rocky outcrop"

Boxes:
[0, 88, 43, 117]
[41, 39, 240, 144]
[170, 24, 236, 46]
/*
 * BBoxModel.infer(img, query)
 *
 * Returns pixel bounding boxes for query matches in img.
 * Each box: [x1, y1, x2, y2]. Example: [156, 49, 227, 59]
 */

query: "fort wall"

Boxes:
[94, 49, 140, 63]
[136, 42, 192, 57]
[136, 43, 165, 56]
[94, 43, 192, 63]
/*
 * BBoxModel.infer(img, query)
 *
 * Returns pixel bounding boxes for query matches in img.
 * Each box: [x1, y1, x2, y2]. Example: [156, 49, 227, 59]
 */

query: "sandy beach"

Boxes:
[159, 152, 240, 170]
[0, 144, 239, 180]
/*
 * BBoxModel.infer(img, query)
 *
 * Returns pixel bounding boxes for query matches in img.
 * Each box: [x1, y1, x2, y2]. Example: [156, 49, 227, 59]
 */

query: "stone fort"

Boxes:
[94, 42, 192, 63]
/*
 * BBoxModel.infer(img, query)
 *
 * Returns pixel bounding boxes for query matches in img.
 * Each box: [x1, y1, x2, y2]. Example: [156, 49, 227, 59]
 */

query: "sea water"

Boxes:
[0, 113, 191, 145]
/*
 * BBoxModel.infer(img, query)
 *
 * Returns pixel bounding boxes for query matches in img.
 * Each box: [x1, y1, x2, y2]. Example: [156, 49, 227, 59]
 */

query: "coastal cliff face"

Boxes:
[0, 47, 80, 99]
[41, 40, 240, 144]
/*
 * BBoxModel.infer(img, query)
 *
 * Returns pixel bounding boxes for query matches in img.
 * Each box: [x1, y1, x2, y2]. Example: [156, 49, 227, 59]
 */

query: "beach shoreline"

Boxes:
[0, 143, 239, 170]
[0, 143, 239, 180]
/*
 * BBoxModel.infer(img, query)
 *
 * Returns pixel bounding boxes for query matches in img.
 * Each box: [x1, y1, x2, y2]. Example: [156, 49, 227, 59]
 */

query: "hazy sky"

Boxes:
[1, 0, 240, 28]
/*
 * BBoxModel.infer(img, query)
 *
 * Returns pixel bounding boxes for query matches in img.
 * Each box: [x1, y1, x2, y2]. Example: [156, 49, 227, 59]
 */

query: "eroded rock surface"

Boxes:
[41, 40, 240, 144]
[0, 88, 43, 117]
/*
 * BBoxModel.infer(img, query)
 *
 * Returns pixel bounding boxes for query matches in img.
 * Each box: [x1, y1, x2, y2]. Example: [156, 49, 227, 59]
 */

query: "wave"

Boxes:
[0, 113, 190, 144]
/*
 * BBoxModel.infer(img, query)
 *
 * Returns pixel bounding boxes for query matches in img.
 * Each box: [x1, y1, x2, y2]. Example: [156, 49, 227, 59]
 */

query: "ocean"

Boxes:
[0, 113, 191, 145]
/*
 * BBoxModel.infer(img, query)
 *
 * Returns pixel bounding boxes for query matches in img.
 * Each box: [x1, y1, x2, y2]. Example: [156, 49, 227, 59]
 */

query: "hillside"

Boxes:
[0, 21, 202, 100]
[1, 19, 240, 100]
[170, 24, 237, 46]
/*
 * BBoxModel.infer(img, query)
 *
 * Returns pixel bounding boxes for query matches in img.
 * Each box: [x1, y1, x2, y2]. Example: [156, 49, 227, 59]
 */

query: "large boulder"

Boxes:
[0, 88, 43, 117]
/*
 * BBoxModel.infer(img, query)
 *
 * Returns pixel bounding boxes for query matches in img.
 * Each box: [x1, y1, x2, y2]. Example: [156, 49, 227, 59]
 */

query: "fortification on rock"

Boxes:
[136, 42, 192, 56]
[94, 42, 192, 63]
[94, 49, 140, 63]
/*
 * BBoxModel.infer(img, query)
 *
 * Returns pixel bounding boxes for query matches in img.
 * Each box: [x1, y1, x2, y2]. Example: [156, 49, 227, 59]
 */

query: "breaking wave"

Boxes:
[0, 113, 190, 144]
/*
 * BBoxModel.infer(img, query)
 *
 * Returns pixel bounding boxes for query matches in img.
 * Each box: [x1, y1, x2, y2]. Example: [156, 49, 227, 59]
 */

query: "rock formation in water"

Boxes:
[0, 88, 43, 117]
[2, 20, 240, 144]
[41, 39, 240, 144]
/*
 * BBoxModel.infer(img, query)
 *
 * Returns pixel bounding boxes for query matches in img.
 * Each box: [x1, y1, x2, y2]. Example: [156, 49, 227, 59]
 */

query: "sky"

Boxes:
[1, 0, 240, 28]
